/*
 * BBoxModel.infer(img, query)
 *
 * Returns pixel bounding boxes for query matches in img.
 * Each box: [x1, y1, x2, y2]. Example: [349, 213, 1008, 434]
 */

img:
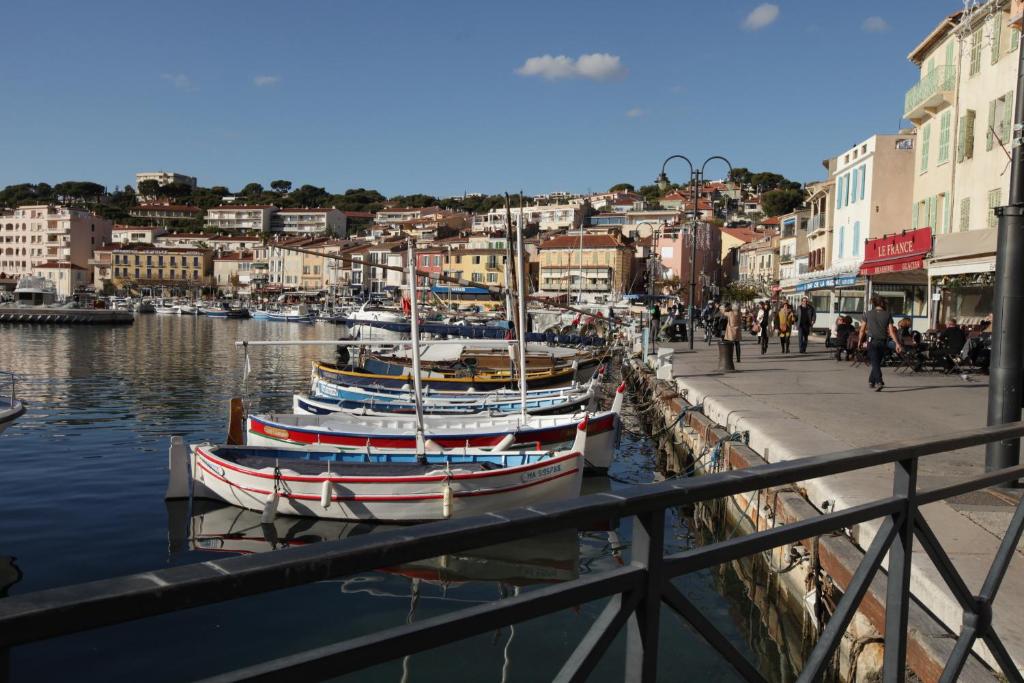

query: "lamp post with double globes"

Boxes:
[656, 154, 734, 350]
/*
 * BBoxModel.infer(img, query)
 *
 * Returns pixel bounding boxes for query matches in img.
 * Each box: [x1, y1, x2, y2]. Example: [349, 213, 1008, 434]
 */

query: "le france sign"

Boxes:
[859, 227, 932, 276]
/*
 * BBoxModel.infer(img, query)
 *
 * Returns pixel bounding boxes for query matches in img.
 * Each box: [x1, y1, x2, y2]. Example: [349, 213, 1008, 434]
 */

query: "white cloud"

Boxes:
[253, 75, 281, 87]
[742, 4, 779, 31]
[515, 53, 627, 81]
[161, 73, 193, 90]
[626, 108, 645, 118]
[862, 16, 890, 32]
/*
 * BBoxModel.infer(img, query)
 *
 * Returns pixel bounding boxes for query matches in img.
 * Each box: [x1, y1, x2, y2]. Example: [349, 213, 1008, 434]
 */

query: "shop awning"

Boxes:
[859, 227, 931, 277]
[860, 254, 926, 276]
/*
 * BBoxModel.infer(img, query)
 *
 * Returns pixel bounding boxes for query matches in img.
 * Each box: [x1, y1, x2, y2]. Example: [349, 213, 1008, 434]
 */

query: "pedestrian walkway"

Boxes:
[662, 337, 1023, 673]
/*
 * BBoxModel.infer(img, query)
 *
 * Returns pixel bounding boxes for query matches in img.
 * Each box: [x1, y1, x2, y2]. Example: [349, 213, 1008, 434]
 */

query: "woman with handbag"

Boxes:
[754, 300, 771, 354]
[776, 301, 797, 354]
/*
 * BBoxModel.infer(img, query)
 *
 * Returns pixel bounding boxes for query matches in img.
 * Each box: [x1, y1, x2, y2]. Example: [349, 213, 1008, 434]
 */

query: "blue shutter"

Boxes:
[853, 222, 860, 256]
[838, 226, 845, 258]
[859, 165, 866, 200]
[850, 169, 858, 204]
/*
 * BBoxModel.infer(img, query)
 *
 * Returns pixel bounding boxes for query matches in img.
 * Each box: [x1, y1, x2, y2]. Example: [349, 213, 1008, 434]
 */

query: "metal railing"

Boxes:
[904, 65, 956, 119]
[1, 423, 1023, 682]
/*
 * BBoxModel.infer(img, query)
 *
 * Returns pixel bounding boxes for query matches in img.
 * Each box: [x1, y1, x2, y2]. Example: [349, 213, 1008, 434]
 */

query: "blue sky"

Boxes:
[0, 1, 953, 197]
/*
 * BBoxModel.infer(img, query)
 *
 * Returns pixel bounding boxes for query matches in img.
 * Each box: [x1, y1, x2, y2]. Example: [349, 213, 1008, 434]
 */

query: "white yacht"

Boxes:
[12, 276, 58, 307]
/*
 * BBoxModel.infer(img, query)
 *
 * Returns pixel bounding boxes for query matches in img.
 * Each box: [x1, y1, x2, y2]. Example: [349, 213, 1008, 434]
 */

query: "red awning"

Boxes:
[859, 255, 925, 276]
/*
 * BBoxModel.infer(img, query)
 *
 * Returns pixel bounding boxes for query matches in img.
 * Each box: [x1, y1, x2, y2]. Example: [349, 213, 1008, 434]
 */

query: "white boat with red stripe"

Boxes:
[246, 382, 625, 472]
[167, 418, 589, 522]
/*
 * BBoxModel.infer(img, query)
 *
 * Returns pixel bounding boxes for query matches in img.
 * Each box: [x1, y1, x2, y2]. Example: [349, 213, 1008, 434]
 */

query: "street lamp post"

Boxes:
[657, 154, 733, 349]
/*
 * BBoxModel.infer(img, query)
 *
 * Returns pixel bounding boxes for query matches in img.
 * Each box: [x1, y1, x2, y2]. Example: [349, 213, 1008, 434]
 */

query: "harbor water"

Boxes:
[0, 316, 791, 681]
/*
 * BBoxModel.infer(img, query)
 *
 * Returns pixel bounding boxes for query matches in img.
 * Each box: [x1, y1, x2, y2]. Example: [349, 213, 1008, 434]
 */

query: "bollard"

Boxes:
[718, 340, 736, 372]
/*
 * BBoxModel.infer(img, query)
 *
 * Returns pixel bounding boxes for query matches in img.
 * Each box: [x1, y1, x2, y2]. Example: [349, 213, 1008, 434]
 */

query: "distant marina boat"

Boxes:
[313, 361, 579, 391]
[0, 277, 133, 324]
[267, 304, 315, 323]
[202, 303, 250, 319]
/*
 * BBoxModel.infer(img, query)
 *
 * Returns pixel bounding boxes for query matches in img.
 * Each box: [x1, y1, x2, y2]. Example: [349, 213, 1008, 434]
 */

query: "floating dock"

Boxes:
[0, 307, 134, 324]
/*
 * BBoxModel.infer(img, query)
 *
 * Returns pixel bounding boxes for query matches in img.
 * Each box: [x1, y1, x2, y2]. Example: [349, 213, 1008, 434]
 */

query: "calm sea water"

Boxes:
[0, 315, 783, 682]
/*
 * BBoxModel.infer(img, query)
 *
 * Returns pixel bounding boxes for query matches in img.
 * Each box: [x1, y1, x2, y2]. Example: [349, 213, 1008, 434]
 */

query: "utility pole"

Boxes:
[985, 38, 1024, 482]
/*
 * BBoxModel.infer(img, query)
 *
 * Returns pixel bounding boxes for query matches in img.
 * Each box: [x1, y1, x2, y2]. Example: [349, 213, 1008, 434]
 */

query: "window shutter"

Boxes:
[992, 15, 1003, 64]
[1002, 91, 1014, 143]
[912, 202, 919, 229]
[1012, 27, 1020, 52]
[958, 115, 968, 162]
[860, 165, 866, 201]
[960, 197, 971, 231]
[965, 110, 976, 159]
[987, 99, 997, 151]
[921, 123, 931, 170]
[929, 195, 939, 229]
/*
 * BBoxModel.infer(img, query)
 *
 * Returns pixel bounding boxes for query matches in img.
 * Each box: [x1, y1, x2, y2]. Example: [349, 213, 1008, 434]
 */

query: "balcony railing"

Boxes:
[904, 65, 956, 121]
[808, 214, 828, 234]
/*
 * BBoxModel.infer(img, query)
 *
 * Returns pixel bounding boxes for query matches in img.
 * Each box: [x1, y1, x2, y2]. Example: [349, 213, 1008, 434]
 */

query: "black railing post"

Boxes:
[625, 511, 665, 682]
[883, 457, 917, 682]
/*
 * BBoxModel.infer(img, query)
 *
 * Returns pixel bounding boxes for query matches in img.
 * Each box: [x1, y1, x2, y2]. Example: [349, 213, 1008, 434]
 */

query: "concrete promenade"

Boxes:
[656, 336, 1023, 673]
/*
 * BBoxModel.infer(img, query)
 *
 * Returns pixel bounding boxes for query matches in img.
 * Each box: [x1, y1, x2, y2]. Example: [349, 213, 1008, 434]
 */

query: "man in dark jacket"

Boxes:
[796, 296, 816, 353]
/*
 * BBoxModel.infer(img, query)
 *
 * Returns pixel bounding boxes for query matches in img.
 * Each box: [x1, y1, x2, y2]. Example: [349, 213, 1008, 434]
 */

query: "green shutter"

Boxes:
[989, 189, 1002, 230]
[1012, 27, 1020, 52]
[965, 109, 976, 159]
[1003, 90, 1014, 144]
[987, 99, 997, 151]
[921, 123, 930, 171]
[938, 110, 951, 163]
[930, 195, 939, 229]
[957, 115, 967, 162]
[942, 194, 951, 233]
[912, 202, 920, 229]
[960, 197, 971, 231]
[992, 15, 1003, 64]
[946, 40, 955, 65]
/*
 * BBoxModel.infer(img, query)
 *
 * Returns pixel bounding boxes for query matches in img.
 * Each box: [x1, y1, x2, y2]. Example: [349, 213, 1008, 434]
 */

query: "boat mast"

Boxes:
[406, 241, 427, 457]
[516, 198, 529, 422]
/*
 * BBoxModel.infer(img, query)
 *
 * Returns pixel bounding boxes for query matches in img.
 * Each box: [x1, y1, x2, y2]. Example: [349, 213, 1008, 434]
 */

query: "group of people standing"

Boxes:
[751, 297, 817, 355]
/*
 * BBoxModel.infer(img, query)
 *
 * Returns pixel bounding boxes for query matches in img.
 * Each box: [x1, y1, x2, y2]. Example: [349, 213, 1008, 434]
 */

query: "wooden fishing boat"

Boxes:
[309, 374, 589, 402]
[168, 419, 588, 522]
[294, 383, 595, 416]
[267, 304, 315, 323]
[313, 360, 578, 391]
[247, 382, 624, 471]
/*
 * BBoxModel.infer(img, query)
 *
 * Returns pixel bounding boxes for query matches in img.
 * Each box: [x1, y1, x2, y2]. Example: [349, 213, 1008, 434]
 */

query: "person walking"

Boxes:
[776, 301, 796, 354]
[796, 296, 816, 353]
[755, 300, 771, 355]
[857, 296, 902, 391]
[649, 302, 662, 343]
[723, 302, 742, 363]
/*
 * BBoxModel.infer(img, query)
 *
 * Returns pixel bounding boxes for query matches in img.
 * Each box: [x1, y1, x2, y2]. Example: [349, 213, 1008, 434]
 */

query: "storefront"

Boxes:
[926, 228, 996, 327]
[859, 228, 931, 330]
[794, 272, 859, 329]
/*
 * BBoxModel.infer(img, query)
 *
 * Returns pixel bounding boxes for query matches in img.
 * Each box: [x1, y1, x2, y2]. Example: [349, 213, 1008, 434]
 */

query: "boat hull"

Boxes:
[246, 410, 619, 470]
[314, 362, 577, 391]
[189, 445, 583, 521]
[294, 390, 593, 416]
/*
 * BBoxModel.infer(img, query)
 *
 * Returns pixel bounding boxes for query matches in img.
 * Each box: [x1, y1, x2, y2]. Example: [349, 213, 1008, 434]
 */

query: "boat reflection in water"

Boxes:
[167, 501, 589, 587]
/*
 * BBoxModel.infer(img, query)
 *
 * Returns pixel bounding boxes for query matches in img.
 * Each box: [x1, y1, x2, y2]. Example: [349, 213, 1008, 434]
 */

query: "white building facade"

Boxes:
[0, 205, 112, 283]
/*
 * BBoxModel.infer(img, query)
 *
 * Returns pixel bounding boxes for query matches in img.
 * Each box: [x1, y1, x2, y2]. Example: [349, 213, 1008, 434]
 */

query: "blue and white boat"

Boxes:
[267, 304, 315, 323]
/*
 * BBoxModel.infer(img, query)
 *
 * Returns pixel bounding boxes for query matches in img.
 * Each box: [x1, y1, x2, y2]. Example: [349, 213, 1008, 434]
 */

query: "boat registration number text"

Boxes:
[520, 463, 562, 483]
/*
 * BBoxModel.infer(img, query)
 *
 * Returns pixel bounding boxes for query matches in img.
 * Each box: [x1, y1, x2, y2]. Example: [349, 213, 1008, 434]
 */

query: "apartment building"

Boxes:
[205, 205, 276, 232]
[471, 204, 583, 233]
[112, 225, 166, 245]
[537, 234, 634, 301]
[905, 1, 1020, 324]
[32, 261, 89, 298]
[134, 171, 197, 189]
[110, 245, 213, 291]
[213, 251, 256, 294]
[374, 206, 443, 226]
[127, 204, 202, 225]
[777, 208, 811, 300]
[0, 205, 112, 282]
[271, 208, 347, 236]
